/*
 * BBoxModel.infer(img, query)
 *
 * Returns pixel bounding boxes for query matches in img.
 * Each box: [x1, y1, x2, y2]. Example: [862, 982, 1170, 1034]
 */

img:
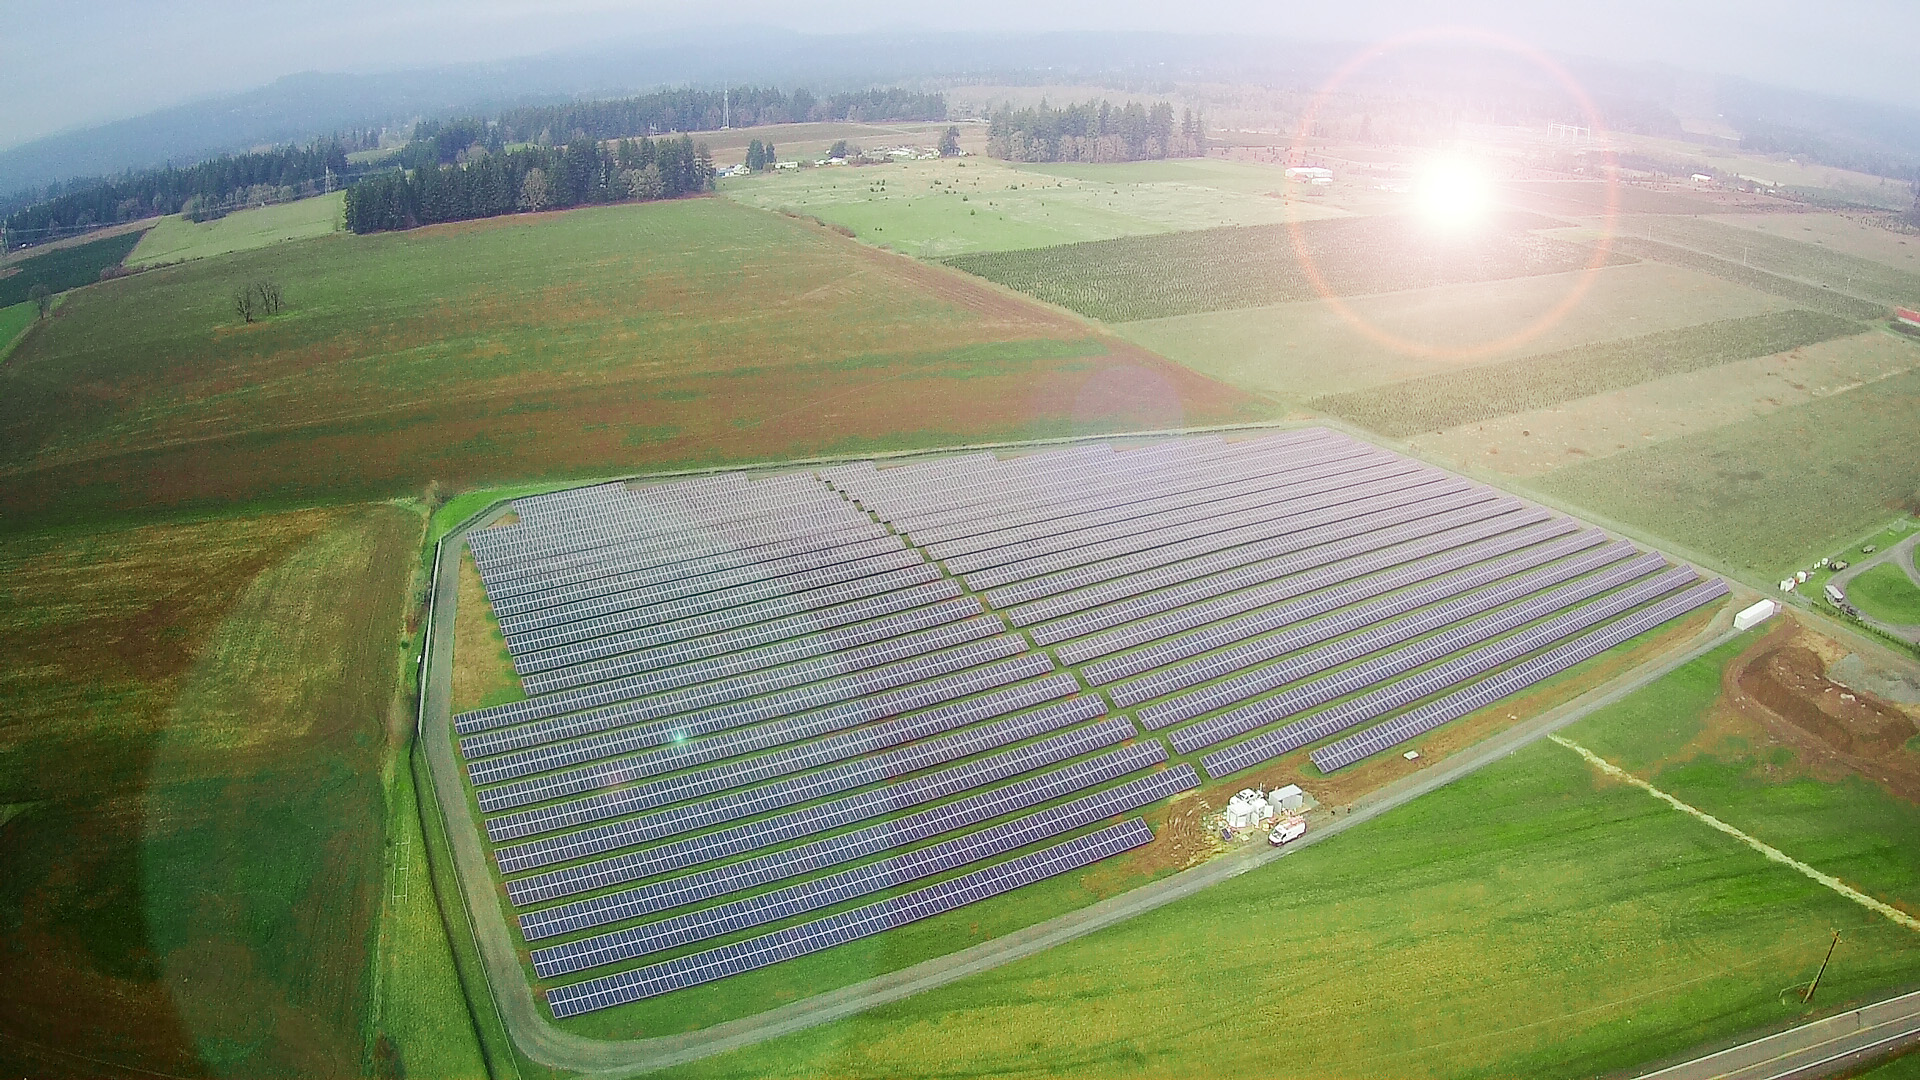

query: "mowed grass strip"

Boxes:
[1315, 309, 1861, 437]
[944, 211, 1622, 323]
[0, 301, 33, 355]
[0, 504, 418, 1077]
[1611, 234, 1888, 321]
[649, 636, 1920, 1080]
[1530, 368, 1920, 576]
[128, 192, 345, 267]
[0, 229, 145, 307]
[0, 198, 1262, 526]
[1848, 562, 1920, 625]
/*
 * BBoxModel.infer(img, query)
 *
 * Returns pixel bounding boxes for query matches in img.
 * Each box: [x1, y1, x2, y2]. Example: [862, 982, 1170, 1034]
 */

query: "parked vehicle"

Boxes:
[1268, 816, 1307, 846]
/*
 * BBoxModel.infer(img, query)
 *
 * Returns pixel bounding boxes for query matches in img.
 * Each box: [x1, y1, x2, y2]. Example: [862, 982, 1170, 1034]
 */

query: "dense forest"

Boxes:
[342, 135, 713, 233]
[486, 86, 945, 144]
[2, 140, 356, 243]
[2, 84, 936, 249]
[985, 101, 1206, 163]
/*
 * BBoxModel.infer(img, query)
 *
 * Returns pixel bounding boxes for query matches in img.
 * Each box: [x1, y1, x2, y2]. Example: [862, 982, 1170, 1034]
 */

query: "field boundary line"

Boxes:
[1551, 736, 1920, 933]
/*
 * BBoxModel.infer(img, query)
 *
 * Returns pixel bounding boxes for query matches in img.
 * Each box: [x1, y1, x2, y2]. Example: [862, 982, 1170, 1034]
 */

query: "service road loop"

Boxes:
[420, 435, 1755, 1077]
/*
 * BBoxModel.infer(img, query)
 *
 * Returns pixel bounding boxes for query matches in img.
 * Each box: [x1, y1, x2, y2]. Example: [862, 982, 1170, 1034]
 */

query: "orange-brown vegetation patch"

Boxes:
[1707, 617, 1920, 800]
[452, 549, 523, 713]
[0, 506, 416, 1077]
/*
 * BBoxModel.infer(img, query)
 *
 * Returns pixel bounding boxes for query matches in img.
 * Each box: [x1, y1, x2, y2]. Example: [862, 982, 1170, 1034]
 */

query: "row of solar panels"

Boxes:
[461, 468, 1219, 1017]
[545, 820, 1157, 1016]
[842, 436, 1724, 789]
[447, 432, 1722, 1018]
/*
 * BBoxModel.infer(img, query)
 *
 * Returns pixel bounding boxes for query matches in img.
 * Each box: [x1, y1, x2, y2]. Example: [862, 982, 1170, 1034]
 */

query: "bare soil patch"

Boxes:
[1702, 618, 1920, 801]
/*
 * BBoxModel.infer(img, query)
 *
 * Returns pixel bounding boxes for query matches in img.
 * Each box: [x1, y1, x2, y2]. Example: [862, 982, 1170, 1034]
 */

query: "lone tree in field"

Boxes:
[28, 283, 51, 320]
[940, 126, 961, 156]
[232, 280, 284, 323]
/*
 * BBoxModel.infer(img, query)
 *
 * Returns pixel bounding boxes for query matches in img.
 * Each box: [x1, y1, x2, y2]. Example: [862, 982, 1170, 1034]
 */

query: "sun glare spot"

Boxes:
[1415, 157, 1493, 234]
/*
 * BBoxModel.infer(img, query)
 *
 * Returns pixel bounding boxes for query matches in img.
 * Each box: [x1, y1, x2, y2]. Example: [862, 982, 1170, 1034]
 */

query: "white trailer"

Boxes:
[1733, 599, 1778, 631]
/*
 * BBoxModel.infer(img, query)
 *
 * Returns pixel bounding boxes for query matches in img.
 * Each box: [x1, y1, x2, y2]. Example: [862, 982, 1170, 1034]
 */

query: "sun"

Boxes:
[1415, 156, 1493, 234]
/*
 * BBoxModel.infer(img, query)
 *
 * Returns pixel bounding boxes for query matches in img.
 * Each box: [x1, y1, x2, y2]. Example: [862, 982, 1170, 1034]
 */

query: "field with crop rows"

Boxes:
[0, 230, 144, 307]
[944, 212, 1621, 322]
[1617, 214, 1920, 309]
[1315, 309, 1862, 436]
[1610, 236, 1887, 321]
[0, 197, 1264, 525]
[1532, 368, 1920, 575]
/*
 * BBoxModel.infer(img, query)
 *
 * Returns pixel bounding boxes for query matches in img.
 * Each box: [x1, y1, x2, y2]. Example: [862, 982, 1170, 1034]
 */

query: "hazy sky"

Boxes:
[5, 0, 1915, 150]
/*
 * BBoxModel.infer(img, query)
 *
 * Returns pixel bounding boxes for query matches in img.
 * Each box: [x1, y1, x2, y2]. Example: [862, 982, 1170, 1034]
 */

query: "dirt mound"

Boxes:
[1737, 643, 1917, 758]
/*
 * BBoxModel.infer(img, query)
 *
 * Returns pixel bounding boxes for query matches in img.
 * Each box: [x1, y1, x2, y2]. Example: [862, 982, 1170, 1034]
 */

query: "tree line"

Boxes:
[3, 140, 355, 245]
[342, 135, 713, 233]
[485, 86, 945, 146]
[985, 101, 1205, 163]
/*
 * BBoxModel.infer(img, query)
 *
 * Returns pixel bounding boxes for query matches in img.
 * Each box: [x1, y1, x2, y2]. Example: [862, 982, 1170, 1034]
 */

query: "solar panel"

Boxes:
[1104, 533, 1624, 706]
[501, 548, 929, 657]
[980, 478, 1476, 607]
[526, 766, 1199, 964]
[496, 717, 1149, 885]
[513, 564, 949, 676]
[1305, 578, 1729, 772]
[543, 819, 1155, 1015]
[459, 616, 1010, 739]
[1164, 550, 1672, 753]
[473, 661, 1075, 816]
[1203, 567, 1707, 777]
[519, 590, 978, 697]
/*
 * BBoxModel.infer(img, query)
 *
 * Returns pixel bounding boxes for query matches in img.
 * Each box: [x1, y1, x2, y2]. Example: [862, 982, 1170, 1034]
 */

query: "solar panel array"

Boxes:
[455, 468, 1201, 1018]
[838, 428, 1723, 782]
[450, 428, 1723, 1018]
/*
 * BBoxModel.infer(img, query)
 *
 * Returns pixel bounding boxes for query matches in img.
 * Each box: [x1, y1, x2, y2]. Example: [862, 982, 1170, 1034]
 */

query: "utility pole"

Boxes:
[723, 86, 730, 131]
[1804, 930, 1840, 1004]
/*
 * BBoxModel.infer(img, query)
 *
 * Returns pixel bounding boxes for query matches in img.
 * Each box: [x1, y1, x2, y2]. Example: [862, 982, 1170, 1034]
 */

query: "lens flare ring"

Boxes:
[1284, 26, 1621, 361]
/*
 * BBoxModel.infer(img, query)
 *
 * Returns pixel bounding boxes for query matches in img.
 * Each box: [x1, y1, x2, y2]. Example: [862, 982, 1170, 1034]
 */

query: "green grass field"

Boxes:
[1315, 309, 1860, 436]
[0, 300, 34, 355]
[0, 197, 1261, 526]
[1848, 562, 1920, 626]
[0, 503, 419, 1077]
[723, 156, 1338, 258]
[128, 192, 345, 267]
[0, 230, 144, 307]
[648, 633, 1920, 1080]
[1617, 214, 1920, 308]
[1530, 368, 1920, 576]
[946, 212, 1624, 323]
[1610, 235, 1888, 322]
[373, 741, 491, 1079]
[1116, 259, 1795, 402]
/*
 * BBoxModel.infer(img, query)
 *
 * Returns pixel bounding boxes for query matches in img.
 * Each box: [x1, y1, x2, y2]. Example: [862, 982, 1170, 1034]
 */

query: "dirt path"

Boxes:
[1553, 736, 1920, 931]
[417, 487, 1747, 1076]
